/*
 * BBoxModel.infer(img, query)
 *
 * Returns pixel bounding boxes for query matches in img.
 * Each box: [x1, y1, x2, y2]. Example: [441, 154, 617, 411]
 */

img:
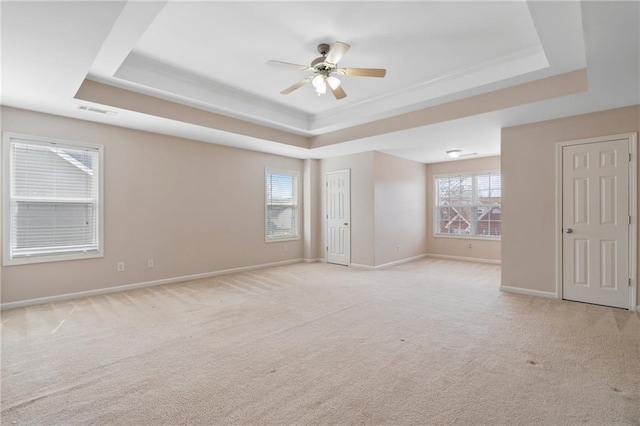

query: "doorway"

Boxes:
[325, 170, 350, 265]
[558, 134, 637, 310]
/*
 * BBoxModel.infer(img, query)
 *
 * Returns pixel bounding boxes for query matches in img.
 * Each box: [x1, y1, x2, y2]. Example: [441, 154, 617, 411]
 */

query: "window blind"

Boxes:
[9, 139, 100, 258]
[266, 171, 298, 240]
[435, 172, 501, 237]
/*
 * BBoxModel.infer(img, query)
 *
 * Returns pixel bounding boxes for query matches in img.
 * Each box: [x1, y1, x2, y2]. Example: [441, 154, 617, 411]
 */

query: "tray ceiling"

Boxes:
[2, 1, 638, 163]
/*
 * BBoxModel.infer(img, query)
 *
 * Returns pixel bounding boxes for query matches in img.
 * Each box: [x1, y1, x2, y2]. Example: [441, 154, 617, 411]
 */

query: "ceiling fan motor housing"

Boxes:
[312, 43, 333, 72]
[311, 57, 332, 72]
[311, 43, 335, 74]
[317, 43, 330, 55]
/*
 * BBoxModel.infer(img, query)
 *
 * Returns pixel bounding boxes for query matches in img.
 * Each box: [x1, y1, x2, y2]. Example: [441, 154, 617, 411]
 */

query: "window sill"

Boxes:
[3, 251, 103, 266]
[433, 234, 501, 241]
[265, 237, 300, 243]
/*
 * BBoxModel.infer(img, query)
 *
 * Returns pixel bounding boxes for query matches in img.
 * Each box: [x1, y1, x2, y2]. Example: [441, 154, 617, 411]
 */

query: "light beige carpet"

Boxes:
[1, 258, 639, 425]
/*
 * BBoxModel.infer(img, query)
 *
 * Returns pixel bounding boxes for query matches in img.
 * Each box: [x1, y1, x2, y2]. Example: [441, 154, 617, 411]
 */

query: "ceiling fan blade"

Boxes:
[325, 41, 350, 65]
[337, 68, 387, 78]
[280, 76, 313, 94]
[329, 83, 347, 100]
[267, 60, 312, 71]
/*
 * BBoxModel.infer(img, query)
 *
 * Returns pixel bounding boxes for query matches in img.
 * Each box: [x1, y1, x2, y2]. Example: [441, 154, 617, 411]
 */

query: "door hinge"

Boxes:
[629, 278, 632, 287]
[630, 216, 632, 225]
[630, 153, 633, 162]
[326, 246, 328, 251]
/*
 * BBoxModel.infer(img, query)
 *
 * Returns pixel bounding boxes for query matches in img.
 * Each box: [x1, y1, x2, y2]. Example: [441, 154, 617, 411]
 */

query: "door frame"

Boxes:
[555, 133, 637, 311]
[325, 169, 351, 265]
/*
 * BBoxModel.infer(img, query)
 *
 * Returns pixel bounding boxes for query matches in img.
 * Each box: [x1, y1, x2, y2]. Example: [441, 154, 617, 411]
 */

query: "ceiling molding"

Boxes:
[75, 79, 310, 149]
[113, 51, 312, 134]
[311, 68, 589, 148]
[309, 44, 550, 134]
[75, 68, 588, 153]
[109, 42, 552, 138]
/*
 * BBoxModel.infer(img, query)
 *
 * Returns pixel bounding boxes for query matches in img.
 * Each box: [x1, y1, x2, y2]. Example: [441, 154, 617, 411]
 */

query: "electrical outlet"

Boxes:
[467, 243, 472, 249]
[283, 244, 288, 252]
[147, 259, 154, 268]
[117, 262, 125, 272]
[396, 245, 401, 252]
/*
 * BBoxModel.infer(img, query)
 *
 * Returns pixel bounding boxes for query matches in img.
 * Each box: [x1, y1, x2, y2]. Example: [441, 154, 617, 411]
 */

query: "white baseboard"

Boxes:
[0, 258, 303, 311]
[373, 254, 429, 270]
[350, 254, 428, 271]
[500, 285, 558, 299]
[349, 263, 375, 270]
[302, 258, 324, 264]
[425, 253, 501, 265]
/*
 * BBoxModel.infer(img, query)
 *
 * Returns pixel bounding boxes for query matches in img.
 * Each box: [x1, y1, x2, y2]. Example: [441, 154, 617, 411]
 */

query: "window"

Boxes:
[2, 133, 103, 264]
[435, 172, 501, 238]
[265, 169, 299, 241]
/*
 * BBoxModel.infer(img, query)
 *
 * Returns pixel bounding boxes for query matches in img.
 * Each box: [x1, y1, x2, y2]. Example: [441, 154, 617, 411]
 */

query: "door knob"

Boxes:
[344, 222, 349, 226]
[564, 228, 573, 234]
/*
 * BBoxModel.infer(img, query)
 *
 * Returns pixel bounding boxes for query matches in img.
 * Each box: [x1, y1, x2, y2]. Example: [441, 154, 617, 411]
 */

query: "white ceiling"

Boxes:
[1, 1, 639, 164]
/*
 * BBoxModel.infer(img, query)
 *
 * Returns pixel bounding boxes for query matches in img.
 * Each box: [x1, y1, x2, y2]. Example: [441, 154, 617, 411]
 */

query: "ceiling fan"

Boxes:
[267, 41, 387, 100]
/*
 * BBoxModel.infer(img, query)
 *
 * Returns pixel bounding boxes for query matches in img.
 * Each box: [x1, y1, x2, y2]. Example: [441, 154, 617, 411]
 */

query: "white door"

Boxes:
[562, 138, 630, 308]
[326, 170, 350, 265]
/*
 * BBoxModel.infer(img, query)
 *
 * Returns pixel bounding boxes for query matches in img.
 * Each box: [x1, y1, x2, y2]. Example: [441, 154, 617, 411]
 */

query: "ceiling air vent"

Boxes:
[78, 105, 117, 115]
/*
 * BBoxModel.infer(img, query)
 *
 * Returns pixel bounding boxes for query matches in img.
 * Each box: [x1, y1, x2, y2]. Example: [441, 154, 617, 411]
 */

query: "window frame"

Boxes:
[2, 132, 105, 266]
[265, 168, 300, 243]
[433, 170, 501, 240]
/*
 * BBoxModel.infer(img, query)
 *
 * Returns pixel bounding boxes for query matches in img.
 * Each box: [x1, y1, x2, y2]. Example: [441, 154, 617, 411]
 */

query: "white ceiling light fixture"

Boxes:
[446, 149, 462, 159]
[326, 75, 341, 90]
[311, 75, 342, 96]
[312, 74, 327, 95]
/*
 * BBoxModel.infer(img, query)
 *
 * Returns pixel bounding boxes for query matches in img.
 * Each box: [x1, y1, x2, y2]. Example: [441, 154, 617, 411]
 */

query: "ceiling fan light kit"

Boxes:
[267, 41, 387, 100]
[311, 75, 342, 96]
[312, 75, 327, 95]
[326, 76, 341, 90]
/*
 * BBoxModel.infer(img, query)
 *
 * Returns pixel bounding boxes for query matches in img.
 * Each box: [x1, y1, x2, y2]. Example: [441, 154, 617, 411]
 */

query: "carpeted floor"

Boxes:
[1, 258, 639, 425]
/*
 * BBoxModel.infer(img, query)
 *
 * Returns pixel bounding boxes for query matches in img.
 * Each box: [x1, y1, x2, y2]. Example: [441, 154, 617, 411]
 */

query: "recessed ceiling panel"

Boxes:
[123, 1, 543, 116]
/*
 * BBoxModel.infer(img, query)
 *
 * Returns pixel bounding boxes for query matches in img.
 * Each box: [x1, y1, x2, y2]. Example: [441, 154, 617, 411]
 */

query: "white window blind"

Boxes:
[266, 170, 299, 241]
[4, 135, 102, 262]
[435, 172, 501, 237]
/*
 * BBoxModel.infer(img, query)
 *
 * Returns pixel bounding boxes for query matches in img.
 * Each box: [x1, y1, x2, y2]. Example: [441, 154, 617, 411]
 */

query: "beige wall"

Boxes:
[320, 152, 376, 266]
[1, 109, 427, 303]
[7, 103, 635, 306]
[303, 159, 321, 261]
[501, 105, 640, 306]
[320, 152, 428, 267]
[374, 152, 428, 266]
[425, 156, 502, 262]
[1, 107, 305, 303]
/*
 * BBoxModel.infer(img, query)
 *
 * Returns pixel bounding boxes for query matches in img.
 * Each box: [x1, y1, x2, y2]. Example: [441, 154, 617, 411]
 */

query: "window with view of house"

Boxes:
[265, 169, 299, 241]
[435, 172, 501, 238]
[2, 133, 103, 264]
